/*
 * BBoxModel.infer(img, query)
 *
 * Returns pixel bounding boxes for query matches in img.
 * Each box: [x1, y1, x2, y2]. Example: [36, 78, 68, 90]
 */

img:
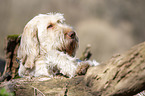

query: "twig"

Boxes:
[80, 44, 92, 61]
[31, 86, 45, 96]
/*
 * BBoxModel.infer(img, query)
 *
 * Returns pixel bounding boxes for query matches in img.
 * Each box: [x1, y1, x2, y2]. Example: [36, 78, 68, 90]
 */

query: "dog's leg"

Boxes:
[34, 55, 53, 77]
[18, 62, 27, 77]
[44, 50, 78, 78]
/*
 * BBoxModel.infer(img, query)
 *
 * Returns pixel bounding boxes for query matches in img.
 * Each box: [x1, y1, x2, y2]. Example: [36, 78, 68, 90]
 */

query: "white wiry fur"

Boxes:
[17, 13, 99, 78]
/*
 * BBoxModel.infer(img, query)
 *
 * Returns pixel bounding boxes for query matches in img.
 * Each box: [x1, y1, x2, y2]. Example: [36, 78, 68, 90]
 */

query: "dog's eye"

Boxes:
[47, 24, 53, 29]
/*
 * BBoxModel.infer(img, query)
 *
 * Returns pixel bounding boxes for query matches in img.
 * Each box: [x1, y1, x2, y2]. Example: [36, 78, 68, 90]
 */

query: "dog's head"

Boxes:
[23, 13, 79, 56]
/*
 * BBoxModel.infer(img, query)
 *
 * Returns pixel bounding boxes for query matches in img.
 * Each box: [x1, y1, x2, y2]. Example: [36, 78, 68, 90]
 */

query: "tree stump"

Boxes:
[2, 35, 20, 81]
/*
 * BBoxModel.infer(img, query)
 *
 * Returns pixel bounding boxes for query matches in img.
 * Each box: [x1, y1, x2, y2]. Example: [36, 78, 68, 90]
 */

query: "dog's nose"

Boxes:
[67, 31, 76, 39]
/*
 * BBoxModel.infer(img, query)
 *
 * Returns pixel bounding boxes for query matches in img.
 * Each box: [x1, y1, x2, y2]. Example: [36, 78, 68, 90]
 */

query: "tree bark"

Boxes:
[85, 41, 145, 96]
[2, 35, 20, 81]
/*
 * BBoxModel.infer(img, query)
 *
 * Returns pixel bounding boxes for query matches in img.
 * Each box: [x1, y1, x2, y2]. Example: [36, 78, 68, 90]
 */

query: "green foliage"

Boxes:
[0, 88, 14, 96]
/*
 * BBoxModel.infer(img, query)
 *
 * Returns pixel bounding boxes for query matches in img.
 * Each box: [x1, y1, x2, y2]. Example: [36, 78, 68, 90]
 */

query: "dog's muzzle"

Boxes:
[66, 31, 76, 39]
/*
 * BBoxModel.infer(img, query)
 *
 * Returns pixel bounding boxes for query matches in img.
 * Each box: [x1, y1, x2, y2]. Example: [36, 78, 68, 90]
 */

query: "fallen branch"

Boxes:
[85, 41, 145, 96]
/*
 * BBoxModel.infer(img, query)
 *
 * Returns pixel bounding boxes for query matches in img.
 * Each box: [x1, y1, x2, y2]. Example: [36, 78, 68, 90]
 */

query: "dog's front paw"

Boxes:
[76, 61, 90, 75]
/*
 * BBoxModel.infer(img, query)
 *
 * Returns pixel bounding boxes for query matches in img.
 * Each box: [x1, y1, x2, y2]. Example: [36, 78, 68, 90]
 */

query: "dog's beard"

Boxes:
[57, 38, 78, 57]
[65, 39, 78, 56]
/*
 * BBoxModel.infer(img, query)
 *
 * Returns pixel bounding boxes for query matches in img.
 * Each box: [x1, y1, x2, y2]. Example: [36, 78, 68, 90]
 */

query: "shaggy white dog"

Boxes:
[17, 13, 98, 78]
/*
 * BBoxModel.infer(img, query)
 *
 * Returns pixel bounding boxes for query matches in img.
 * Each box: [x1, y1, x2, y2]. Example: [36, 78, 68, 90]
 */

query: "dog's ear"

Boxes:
[17, 20, 40, 69]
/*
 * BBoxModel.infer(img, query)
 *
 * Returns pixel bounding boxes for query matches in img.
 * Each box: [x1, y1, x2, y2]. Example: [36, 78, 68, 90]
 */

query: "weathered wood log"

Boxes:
[0, 35, 145, 96]
[85, 41, 145, 96]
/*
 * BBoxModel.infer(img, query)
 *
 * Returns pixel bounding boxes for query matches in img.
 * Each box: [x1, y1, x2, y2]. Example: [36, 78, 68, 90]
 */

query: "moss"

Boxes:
[0, 88, 14, 96]
[7, 34, 20, 40]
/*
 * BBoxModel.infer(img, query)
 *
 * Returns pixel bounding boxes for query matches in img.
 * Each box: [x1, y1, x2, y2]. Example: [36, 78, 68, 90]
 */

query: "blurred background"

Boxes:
[0, 0, 145, 65]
